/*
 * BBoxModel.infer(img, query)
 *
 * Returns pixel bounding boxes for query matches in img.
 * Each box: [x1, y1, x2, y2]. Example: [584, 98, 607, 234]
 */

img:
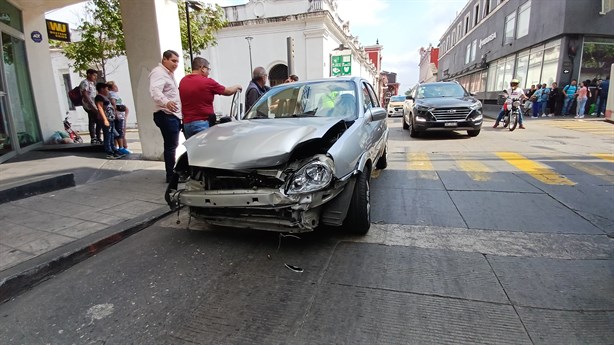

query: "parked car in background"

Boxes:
[402, 81, 483, 137]
[387, 95, 406, 117]
[166, 77, 388, 235]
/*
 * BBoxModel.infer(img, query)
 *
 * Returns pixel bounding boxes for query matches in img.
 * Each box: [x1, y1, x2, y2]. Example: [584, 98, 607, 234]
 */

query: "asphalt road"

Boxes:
[1, 117, 613, 344]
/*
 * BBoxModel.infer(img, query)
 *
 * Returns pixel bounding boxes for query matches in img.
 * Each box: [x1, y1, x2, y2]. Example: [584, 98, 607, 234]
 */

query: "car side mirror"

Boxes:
[368, 107, 387, 121]
[406, 95, 413, 100]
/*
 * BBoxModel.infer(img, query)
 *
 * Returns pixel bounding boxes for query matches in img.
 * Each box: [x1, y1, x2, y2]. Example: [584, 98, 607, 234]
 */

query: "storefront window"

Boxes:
[487, 62, 497, 91]
[515, 50, 530, 89]
[2, 33, 41, 149]
[503, 56, 515, 89]
[495, 59, 506, 91]
[580, 37, 614, 82]
[0, 0, 23, 32]
[541, 41, 560, 86]
[526, 47, 544, 87]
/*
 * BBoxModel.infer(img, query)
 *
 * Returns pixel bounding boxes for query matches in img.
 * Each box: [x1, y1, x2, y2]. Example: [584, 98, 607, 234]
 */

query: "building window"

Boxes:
[515, 50, 530, 89]
[504, 11, 516, 45]
[474, 3, 480, 25]
[464, 14, 470, 34]
[541, 42, 560, 86]
[580, 37, 614, 81]
[526, 45, 544, 86]
[457, 23, 462, 41]
[466, 43, 471, 64]
[471, 40, 477, 62]
[517, 1, 531, 39]
[452, 30, 456, 45]
[484, 0, 491, 16]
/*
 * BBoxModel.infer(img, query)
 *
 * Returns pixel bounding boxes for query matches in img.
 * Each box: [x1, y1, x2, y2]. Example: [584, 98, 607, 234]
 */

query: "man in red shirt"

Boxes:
[179, 57, 242, 138]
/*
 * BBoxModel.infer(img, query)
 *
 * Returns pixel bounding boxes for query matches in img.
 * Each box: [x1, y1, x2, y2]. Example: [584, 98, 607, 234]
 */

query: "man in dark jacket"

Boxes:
[245, 67, 270, 112]
[548, 82, 563, 116]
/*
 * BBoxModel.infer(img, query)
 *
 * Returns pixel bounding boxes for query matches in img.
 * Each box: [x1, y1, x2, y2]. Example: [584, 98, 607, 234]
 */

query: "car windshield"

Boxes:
[244, 80, 358, 119]
[416, 84, 467, 99]
[390, 95, 405, 102]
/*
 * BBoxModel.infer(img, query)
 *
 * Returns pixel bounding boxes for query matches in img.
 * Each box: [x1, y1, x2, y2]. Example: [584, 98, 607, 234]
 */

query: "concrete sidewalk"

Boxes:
[0, 132, 173, 303]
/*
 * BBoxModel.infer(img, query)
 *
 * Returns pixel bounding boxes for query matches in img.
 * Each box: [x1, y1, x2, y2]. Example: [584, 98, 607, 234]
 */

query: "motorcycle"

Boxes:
[63, 113, 84, 143]
[502, 98, 521, 131]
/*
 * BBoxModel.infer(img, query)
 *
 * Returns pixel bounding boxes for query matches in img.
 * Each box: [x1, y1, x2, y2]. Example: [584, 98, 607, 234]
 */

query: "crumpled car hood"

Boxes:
[183, 118, 344, 169]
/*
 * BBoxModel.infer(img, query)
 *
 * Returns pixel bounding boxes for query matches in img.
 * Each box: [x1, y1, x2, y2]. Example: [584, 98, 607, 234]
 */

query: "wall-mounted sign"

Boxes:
[331, 55, 351, 76]
[479, 32, 497, 49]
[46, 19, 70, 42]
[31, 31, 43, 43]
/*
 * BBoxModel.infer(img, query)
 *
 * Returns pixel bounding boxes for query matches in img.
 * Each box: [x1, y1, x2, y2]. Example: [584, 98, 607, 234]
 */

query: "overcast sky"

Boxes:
[47, 0, 468, 91]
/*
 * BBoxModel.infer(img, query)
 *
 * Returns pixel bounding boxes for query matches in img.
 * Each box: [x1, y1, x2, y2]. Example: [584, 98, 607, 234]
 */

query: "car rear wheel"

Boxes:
[344, 168, 370, 235]
[467, 129, 480, 137]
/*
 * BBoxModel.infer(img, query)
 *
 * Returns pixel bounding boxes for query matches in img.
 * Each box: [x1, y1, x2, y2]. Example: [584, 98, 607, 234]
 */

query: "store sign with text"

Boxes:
[46, 19, 71, 42]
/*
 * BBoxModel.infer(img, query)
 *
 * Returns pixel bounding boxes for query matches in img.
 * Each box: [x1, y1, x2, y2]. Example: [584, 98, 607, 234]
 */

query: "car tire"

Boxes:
[344, 168, 370, 235]
[467, 129, 480, 137]
[402, 117, 409, 130]
[376, 147, 388, 170]
[409, 118, 419, 138]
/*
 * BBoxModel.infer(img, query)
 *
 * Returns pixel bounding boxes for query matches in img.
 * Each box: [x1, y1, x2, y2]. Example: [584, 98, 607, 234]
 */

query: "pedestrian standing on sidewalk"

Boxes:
[525, 84, 536, 117]
[532, 84, 543, 118]
[179, 57, 242, 139]
[596, 76, 609, 117]
[95, 83, 123, 159]
[562, 79, 578, 115]
[574, 81, 589, 119]
[106, 81, 131, 155]
[80, 69, 102, 144]
[149, 50, 182, 183]
[548, 82, 563, 116]
[540, 83, 550, 116]
[591, 79, 602, 116]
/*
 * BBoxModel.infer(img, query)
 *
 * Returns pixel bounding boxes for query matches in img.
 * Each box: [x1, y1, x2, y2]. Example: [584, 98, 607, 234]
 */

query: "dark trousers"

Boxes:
[153, 111, 181, 181]
[102, 122, 116, 155]
[86, 108, 102, 141]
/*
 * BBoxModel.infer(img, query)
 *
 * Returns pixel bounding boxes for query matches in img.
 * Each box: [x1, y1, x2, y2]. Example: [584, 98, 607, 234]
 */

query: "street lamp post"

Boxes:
[245, 36, 253, 76]
[185, 1, 204, 65]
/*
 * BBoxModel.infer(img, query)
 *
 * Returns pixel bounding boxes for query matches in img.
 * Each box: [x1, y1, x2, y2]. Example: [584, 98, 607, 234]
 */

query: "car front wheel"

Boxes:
[344, 169, 370, 235]
[467, 129, 480, 137]
[409, 118, 419, 138]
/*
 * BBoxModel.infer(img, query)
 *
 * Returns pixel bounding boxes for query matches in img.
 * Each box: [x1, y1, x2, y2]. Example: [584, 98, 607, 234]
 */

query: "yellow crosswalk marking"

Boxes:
[593, 153, 614, 162]
[495, 152, 576, 185]
[457, 160, 492, 181]
[407, 152, 438, 180]
[567, 162, 614, 183]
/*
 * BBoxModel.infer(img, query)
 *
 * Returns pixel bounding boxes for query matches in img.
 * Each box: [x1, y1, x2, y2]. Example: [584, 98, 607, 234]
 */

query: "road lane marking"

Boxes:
[407, 152, 438, 180]
[495, 152, 576, 185]
[593, 153, 614, 162]
[566, 161, 614, 184]
[456, 160, 492, 181]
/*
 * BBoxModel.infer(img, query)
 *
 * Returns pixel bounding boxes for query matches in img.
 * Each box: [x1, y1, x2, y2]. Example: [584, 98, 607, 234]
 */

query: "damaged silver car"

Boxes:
[166, 77, 388, 234]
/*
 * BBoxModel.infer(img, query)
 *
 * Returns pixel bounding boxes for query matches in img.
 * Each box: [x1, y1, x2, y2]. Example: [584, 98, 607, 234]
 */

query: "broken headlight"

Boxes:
[287, 155, 334, 194]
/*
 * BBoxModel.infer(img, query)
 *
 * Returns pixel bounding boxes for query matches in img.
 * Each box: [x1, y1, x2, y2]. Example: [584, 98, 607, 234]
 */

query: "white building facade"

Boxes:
[200, 0, 378, 115]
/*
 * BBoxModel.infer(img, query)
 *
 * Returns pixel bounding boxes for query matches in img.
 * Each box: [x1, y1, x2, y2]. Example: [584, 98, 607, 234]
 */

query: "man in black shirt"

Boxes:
[245, 67, 270, 112]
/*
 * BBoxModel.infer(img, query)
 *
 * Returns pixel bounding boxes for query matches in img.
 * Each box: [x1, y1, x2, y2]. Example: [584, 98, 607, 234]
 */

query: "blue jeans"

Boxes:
[532, 101, 540, 117]
[183, 120, 210, 139]
[541, 100, 548, 115]
[597, 95, 607, 114]
[496, 107, 523, 125]
[562, 97, 574, 115]
[153, 111, 181, 181]
[576, 97, 587, 116]
[102, 121, 116, 155]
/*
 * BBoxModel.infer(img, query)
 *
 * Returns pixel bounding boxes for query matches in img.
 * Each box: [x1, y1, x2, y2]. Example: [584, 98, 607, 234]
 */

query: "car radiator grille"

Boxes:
[189, 167, 285, 190]
[432, 107, 471, 121]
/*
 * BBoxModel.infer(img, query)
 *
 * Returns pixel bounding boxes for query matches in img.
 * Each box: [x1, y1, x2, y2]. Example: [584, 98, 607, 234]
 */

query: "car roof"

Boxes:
[270, 77, 367, 90]
[419, 81, 460, 87]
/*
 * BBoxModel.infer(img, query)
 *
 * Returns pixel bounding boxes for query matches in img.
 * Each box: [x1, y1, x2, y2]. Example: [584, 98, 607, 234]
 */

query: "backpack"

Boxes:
[68, 86, 82, 107]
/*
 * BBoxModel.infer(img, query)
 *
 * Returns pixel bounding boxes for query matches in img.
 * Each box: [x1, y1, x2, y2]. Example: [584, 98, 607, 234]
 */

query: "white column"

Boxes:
[119, 0, 184, 160]
[606, 64, 613, 122]
[304, 28, 327, 80]
[22, 10, 63, 143]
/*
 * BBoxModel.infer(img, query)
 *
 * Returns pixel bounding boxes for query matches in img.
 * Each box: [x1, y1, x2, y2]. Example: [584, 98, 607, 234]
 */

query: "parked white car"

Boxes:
[387, 95, 406, 117]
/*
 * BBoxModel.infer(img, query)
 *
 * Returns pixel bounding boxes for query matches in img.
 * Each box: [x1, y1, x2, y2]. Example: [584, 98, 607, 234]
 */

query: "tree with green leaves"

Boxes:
[177, 0, 228, 70]
[60, 0, 125, 79]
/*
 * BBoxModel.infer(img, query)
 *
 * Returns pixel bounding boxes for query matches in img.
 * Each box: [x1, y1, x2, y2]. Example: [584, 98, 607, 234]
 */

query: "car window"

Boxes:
[361, 83, 373, 111]
[390, 95, 405, 102]
[417, 83, 467, 99]
[244, 81, 358, 119]
[366, 82, 380, 107]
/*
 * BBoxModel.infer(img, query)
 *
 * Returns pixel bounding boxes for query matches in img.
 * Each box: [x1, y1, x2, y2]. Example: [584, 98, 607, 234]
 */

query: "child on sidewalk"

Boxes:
[106, 81, 131, 155]
[95, 83, 124, 159]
